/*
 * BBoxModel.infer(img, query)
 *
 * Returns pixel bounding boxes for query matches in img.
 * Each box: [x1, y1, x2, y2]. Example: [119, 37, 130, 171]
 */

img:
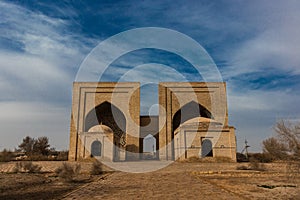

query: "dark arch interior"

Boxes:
[172, 101, 213, 132]
[85, 101, 126, 138]
[91, 140, 102, 157]
[201, 139, 213, 157]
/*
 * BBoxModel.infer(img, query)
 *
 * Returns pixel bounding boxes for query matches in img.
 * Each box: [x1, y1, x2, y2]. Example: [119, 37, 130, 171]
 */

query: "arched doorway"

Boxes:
[85, 101, 126, 161]
[143, 134, 157, 160]
[172, 101, 213, 159]
[91, 140, 102, 157]
[201, 139, 213, 157]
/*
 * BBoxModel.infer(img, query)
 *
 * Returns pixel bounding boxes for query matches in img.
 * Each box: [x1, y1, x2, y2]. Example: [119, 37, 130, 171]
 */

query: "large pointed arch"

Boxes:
[172, 101, 213, 132]
[84, 101, 126, 138]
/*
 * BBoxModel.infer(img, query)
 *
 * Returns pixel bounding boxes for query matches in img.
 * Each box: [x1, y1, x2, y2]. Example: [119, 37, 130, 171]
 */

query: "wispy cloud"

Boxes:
[0, 1, 96, 149]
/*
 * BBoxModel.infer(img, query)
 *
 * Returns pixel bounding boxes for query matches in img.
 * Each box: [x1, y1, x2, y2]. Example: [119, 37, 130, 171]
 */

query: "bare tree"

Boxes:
[262, 137, 288, 160]
[263, 120, 300, 161]
[275, 120, 300, 160]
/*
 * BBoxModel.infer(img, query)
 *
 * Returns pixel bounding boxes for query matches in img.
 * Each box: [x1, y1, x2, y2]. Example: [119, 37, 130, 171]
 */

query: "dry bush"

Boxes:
[55, 162, 81, 182]
[12, 161, 42, 173]
[90, 160, 104, 175]
[236, 158, 265, 171]
[236, 165, 249, 170]
[262, 120, 300, 178]
[263, 137, 289, 160]
[249, 153, 275, 163]
[249, 158, 265, 171]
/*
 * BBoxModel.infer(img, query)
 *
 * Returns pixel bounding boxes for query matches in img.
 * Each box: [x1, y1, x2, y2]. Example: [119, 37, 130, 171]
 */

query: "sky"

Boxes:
[0, 0, 300, 152]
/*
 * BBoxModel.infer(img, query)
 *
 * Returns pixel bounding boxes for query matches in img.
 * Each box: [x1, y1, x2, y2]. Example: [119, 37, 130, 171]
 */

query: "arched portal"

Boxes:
[85, 101, 126, 161]
[91, 140, 102, 157]
[201, 139, 213, 157]
[171, 101, 213, 159]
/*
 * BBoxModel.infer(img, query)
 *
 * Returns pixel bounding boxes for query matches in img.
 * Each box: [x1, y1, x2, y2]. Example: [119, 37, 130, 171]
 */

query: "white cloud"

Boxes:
[222, 1, 300, 78]
[0, 1, 96, 150]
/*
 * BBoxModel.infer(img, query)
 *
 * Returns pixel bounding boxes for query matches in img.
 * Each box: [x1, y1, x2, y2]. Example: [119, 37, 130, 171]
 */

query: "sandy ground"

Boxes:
[0, 161, 299, 200]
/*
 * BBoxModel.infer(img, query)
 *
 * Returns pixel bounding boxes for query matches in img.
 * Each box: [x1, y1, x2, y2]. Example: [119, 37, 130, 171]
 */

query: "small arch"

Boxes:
[143, 134, 157, 160]
[201, 139, 213, 157]
[91, 140, 102, 157]
[143, 134, 156, 153]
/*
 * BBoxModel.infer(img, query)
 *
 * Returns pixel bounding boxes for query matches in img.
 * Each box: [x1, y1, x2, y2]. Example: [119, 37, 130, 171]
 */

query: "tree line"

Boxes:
[0, 136, 68, 161]
[18, 136, 51, 156]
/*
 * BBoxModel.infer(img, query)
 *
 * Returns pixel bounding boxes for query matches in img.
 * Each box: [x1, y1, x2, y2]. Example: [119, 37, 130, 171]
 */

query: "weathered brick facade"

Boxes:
[69, 82, 236, 162]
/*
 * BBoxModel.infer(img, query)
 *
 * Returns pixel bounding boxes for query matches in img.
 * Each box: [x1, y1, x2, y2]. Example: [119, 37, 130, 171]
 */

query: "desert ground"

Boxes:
[0, 161, 299, 200]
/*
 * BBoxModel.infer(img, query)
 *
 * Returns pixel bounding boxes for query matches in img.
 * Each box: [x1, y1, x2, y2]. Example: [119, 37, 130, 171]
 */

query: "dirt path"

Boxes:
[62, 165, 242, 200]
[61, 162, 300, 200]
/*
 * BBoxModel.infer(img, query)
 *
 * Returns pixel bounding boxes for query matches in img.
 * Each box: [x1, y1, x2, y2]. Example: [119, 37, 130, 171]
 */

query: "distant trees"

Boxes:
[18, 136, 50, 156]
[18, 136, 35, 155]
[0, 136, 67, 161]
[34, 137, 50, 156]
[262, 120, 300, 161]
[0, 149, 14, 162]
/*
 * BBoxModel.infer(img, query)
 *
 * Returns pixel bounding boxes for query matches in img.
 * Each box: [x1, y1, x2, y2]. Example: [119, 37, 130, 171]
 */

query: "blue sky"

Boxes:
[0, 0, 300, 152]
